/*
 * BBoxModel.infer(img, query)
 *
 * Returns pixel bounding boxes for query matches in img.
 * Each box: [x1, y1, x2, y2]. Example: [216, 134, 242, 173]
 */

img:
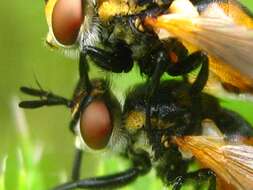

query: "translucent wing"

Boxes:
[146, 14, 253, 79]
[145, 12, 253, 94]
[174, 136, 253, 190]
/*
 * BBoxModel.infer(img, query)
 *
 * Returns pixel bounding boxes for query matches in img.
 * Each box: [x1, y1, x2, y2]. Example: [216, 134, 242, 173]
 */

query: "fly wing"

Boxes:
[145, 13, 253, 93]
[146, 14, 253, 80]
[174, 136, 253, 190]
[216, 176, 236, 190]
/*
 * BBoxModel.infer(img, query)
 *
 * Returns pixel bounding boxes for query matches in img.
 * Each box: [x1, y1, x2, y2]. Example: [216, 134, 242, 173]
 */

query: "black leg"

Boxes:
[187, 53, 208, 134]
[172, 176, 184, 190]
[161, 50, 208, 135]
[167, 50, 208, 75]
[71, 149, 83, 181]
[19, 87, 71, 109]
[171, 169, 216, 190]
[145, 50, 168, 141]
[186, 169, 216, 190]
[52, 168, 142, 190]
[162, 46, 209, 95]
[190, 53, 209, 95]
[68, 52, 95, 133]
[68, 114, 79, 134]
[79, 52, 92, 91]
[53, 148, 151, 190]
[19, 51, 91, 110]
[208, 173, 216, 190]
[82, 41, 133, 73]
[146, 51, 168, 100]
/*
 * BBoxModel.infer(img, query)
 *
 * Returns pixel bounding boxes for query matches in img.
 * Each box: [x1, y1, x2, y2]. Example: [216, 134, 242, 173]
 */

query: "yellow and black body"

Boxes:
[19, 1, 253, 189]
[45, 0, 253, 94]
[19, 73, 253, 190]
[123, 79, 253, 190]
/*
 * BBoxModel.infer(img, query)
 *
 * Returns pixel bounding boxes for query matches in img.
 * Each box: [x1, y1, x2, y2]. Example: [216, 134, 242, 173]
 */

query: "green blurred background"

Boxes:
[0, 1, 253, 190]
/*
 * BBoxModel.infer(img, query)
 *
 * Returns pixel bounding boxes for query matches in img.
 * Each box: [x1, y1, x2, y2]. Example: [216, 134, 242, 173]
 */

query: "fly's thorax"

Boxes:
[122, 81, 193, 135]
[97, 13, 161, 61]
[97, 0, 146, 22]
[124, 109, 181, 134]
[122, 80, 206, 161]
[122, 103, 185, 161]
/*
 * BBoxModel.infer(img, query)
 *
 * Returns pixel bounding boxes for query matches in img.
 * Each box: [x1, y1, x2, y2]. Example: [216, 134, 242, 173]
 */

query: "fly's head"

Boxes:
[44, 0, 99, 57]
[72, 79, 129, 153]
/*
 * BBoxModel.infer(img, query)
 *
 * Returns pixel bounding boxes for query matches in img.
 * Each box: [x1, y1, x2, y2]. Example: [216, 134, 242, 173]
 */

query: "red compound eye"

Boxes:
[52, 0, 84, 45]
[80, 101, 113, 150]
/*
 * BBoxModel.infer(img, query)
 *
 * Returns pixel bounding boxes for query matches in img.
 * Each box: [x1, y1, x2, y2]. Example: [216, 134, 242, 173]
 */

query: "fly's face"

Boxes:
[45, 0, 83, 47]
[43, 0, 141, 56]
[44, 0, 99, 57]
[72, 79, 128, 152]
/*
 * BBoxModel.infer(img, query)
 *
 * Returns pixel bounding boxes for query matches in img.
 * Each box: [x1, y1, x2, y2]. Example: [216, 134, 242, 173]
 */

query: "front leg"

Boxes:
[52, 150, 151, 190]
[71, 149, 83, 181]
[82, 40, 133, 73]
[171, 169, 216, 190]
[166, 50, 209, 135]
[53, 168, 141, 190]
[144, 50, 168, 137]
[167, 51, 209, 94]
[19, 87, 72, 109]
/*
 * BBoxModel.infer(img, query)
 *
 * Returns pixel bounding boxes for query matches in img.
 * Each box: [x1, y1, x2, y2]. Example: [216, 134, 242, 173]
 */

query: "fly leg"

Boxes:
[171, 168, 216, 190]
[190, 169, 216, 190]
[19, 87, 72, 109]
[81, 40, 133, 73]
[19, 85, 81, 134]
[189, 53, 209, 95]
[18, 50, 94, 110]
[19, 52, 93, 133]
[144, 50, 168, 143]
[71, 149, 83, 181]
[51, 150, 151, 190]
[53, 168, 141, 190]
[166, 49, 209, 135]
[167, 51, 209, 94]
[188, 52, 209, 134]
